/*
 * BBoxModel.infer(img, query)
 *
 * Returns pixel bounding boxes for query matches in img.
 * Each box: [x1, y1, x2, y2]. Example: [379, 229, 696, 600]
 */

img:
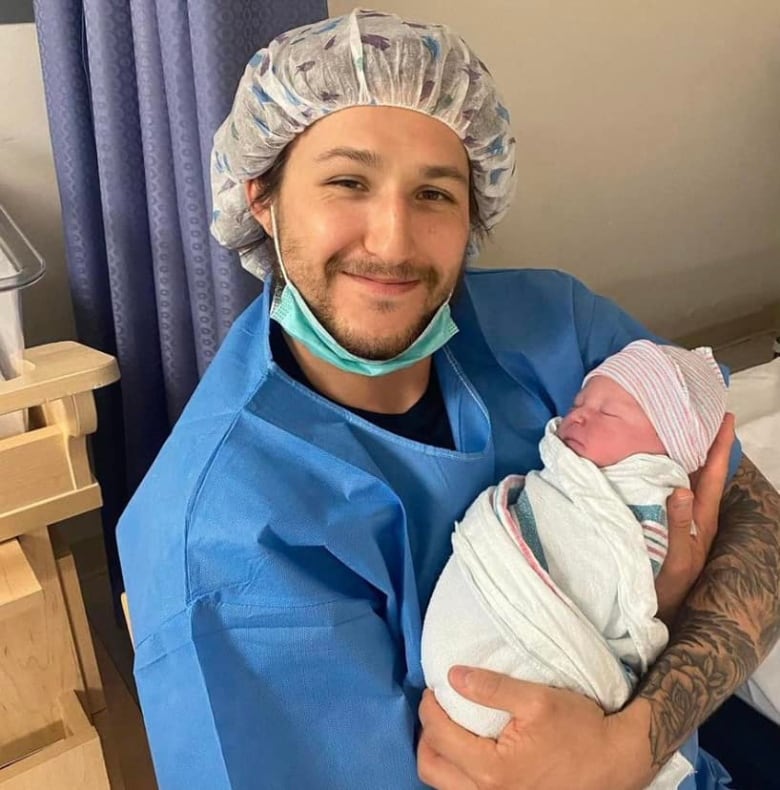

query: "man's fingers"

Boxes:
[693, 412, 735, 530]
[662, 413, 735, 590]
[660, 490, 694, 594]
[714, 411, 736, 452]
[418, 689, 495, 775]
[654, 500, 693, 625]
[698, 412, 735, 484]
[667, 489, 694, 533]
[417, 735, 478, 790]
[449, 666, 551, 719]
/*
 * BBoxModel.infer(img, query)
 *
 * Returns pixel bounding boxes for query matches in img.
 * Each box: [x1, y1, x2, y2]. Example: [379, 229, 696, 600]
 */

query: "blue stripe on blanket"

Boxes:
[627, 504, 667, 526]
[621, 661, 638, 686]
[628, 505, 667, 577]
[509, 489, 550, 574]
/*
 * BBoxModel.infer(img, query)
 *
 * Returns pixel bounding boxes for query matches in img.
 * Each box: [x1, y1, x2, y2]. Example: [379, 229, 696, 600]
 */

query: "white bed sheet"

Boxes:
[727, 357, 780, 725]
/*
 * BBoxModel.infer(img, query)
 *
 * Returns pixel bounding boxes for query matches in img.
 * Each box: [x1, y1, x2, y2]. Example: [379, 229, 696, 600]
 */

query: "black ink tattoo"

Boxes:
[636, 456, 780, 767]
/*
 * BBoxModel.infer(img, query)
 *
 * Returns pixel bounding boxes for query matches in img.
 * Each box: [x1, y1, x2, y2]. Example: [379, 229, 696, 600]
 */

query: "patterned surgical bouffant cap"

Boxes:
[210, 7, 517, 280]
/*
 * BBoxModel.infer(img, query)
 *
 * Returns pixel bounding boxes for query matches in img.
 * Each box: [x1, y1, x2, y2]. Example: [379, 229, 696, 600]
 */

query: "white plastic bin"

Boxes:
[0, 205, 45, 438]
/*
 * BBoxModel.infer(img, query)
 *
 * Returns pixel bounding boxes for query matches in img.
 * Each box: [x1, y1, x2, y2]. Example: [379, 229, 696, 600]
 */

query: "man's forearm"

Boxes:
[636, 455, 780, 768]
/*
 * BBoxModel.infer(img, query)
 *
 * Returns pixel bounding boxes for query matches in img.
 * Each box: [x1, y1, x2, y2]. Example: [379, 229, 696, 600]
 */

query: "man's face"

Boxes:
[249, 106, 472, 360]
[557, 375, 667, 467]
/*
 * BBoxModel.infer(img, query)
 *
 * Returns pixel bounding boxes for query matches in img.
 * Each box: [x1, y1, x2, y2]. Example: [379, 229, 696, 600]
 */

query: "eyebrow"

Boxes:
[314, 147, 469, 186]
[314, 147, 382, 168]
[421, 164, 469, 187]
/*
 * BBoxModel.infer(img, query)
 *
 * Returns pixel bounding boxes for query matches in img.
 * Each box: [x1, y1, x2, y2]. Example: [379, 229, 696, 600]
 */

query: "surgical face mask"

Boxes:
[267, 205, 458, 377]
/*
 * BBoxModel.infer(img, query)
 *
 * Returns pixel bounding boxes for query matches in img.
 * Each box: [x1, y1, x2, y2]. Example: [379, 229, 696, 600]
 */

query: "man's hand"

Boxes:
[654, 413, 735, 626]
[418, 668, 653, 790]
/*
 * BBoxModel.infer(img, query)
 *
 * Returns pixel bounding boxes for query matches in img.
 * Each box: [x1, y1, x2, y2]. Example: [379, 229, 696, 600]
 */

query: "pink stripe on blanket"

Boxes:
[493, 476, 563, 598]
[642, 522, 668, 540]
[647, 544, 667, 563]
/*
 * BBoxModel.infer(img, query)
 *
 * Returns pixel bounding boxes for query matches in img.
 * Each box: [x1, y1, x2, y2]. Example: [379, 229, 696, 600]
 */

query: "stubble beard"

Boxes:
[271, 226, 461, 361]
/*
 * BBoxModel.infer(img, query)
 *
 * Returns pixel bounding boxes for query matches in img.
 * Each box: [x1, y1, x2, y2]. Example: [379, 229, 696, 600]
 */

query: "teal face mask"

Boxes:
[267, 206, 459, 377]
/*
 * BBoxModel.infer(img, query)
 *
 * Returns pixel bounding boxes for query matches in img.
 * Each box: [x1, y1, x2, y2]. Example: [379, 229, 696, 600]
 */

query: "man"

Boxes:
[118, 9, 780, 788]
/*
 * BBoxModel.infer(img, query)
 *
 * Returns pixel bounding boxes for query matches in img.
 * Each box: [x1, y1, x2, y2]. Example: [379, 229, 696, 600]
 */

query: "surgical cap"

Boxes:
[210, 8, 517, 280]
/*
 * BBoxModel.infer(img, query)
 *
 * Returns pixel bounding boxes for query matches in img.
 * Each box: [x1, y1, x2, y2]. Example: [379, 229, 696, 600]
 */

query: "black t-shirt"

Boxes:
[269, 321, 455, 450]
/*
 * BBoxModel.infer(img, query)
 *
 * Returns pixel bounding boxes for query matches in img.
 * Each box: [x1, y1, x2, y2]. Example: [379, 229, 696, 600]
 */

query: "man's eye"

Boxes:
[419, 189, 451, 202]
[328, 178, 365, 190]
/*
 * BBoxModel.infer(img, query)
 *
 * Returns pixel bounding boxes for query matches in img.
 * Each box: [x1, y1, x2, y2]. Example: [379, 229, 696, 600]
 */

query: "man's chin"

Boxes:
[338, 338, 416, 361]
[319, 302, 441, 359]
[330, 325, 422, 361]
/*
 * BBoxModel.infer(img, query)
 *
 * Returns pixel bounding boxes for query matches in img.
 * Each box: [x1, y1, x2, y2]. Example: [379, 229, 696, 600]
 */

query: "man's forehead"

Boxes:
[292, 106, 469, 170]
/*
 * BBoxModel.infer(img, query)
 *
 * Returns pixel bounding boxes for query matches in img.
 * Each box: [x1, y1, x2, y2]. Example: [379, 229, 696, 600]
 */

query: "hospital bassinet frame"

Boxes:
[0, 341, 122, 789]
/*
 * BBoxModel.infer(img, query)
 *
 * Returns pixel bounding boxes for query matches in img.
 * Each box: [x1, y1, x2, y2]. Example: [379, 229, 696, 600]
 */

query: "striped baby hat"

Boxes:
[583, 340, 727, 473]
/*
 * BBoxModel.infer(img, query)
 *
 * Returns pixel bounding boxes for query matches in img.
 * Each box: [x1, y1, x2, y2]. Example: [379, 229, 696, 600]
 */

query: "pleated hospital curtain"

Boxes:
[33, 0, 328, 614]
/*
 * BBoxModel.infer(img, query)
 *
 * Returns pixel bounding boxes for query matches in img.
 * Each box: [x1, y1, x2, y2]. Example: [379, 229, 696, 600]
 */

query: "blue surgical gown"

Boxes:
[117, 268, 737, 789]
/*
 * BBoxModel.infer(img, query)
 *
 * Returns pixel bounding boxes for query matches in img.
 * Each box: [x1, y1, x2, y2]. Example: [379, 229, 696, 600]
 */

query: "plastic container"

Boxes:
[0, 204, 46, 438]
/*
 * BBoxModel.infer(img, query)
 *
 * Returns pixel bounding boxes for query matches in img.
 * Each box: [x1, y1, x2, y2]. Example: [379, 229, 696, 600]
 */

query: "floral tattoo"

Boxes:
[636, 456, 780, 766]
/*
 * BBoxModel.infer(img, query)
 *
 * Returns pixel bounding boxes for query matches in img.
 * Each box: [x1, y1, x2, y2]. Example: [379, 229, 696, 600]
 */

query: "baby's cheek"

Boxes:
[567, 438, 605, 467]
[580, 435, 608, 466]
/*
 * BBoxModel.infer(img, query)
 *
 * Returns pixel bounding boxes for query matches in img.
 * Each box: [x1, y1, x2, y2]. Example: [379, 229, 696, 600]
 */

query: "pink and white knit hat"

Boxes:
[583, 340, 727, 473]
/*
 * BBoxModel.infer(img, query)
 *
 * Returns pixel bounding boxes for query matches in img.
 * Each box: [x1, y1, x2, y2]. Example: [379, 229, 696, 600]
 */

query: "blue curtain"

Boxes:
[33, 0, 327, 610]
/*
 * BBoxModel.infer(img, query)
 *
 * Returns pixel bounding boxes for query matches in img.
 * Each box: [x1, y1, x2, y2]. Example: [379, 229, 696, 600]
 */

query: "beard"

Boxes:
[271, 225, 465, 361]
[322, 300, 440, 360]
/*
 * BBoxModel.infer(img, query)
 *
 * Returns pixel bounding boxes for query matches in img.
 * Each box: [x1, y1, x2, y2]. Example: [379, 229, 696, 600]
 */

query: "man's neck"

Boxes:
[283, 331, 432, 414]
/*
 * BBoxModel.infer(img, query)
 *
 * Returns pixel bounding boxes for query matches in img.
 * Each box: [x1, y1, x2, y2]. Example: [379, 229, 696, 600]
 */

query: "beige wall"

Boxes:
[330, 1, 780, 338]
[3, 8, 780, 343]
[0, 24, 74, 347]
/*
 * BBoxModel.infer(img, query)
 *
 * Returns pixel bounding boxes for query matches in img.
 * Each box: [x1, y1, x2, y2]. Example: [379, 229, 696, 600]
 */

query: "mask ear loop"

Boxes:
[269, 204, 290, 282]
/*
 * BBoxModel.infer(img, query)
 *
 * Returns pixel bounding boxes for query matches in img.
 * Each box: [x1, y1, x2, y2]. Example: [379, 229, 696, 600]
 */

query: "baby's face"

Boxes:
[558, 375, 666, 467]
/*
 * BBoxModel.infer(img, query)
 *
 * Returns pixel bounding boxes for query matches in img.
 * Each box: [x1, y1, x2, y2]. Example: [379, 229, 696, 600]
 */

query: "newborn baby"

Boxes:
[421, 340, 728, 790]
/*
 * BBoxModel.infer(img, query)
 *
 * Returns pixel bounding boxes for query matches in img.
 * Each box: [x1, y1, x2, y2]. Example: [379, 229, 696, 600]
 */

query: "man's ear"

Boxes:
[244, 179, 273, 237]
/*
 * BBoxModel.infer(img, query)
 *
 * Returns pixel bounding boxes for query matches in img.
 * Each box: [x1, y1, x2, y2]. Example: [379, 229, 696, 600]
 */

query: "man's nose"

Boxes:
[363, 195, 416, 266]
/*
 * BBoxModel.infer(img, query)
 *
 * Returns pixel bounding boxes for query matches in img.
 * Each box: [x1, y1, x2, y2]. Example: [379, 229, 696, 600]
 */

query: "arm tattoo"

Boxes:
[636, 456, 780, 767]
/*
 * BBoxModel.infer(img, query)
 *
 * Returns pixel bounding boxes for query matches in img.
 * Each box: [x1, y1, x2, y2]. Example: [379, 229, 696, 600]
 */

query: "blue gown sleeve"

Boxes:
[133, 596, 422, 789]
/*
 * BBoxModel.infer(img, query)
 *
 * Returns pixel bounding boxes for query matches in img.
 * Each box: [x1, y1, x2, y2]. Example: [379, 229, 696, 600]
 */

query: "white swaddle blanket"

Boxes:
[421, 419, 693, 789]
